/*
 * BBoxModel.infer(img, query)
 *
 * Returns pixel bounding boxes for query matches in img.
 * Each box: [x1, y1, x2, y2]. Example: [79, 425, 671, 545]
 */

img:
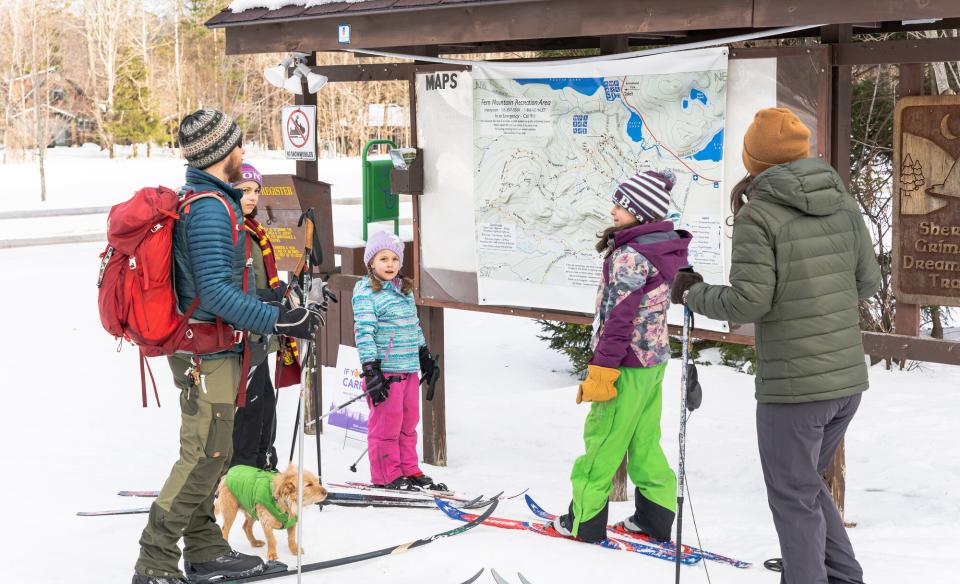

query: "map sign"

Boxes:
[472, 48, 728, 313]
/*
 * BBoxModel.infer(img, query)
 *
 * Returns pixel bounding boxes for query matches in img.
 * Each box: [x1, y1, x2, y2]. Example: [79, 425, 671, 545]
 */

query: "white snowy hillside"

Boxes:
[3, 149, 959, 583]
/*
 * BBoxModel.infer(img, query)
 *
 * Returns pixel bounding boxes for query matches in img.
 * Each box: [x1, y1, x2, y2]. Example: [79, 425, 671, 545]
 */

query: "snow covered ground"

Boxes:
[1, 146, 412, 246]
[2, 151, 959, 583]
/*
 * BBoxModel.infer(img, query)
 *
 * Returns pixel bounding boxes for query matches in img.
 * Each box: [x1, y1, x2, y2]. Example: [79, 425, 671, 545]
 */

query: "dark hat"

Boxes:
[177, 109, 242, 169]
[613, 170, 675, 223]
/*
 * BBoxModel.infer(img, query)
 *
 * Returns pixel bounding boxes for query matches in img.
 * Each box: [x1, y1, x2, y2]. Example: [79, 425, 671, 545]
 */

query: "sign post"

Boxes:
[893, 95, 960, 307]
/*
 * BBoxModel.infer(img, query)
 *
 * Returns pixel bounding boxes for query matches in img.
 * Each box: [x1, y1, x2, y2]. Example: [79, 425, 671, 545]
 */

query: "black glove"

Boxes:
[685, 362, 702, 412]
[256, 281, 288, 303]
[362, 360, 392, 406]
[670, 268, 704, 305]
[418, 346, 440, 399]
[274, 305, 324, 339]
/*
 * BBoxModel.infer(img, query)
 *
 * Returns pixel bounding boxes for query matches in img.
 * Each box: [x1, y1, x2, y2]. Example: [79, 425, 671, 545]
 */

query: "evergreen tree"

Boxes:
[536, 320, 594, 379]
[106, 52, 164, 156]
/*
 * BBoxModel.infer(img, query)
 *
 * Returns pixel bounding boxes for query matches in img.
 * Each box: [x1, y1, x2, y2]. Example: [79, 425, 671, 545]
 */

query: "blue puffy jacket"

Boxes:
[172, 167, 278, 356]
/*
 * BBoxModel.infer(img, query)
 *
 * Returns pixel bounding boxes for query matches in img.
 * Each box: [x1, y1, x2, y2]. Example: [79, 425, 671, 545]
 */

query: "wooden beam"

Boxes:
[419, 305, 447, 466]
[312, 63, 469, 83]
[755, 0, 960, 28]
[221, 0, 752, 55]
[863, 332, 960, 365]
[294, 52, 319, 183]
[823, 25, 852, 189]
[834, 36, 960, 66]
[895, 63, 924, 339]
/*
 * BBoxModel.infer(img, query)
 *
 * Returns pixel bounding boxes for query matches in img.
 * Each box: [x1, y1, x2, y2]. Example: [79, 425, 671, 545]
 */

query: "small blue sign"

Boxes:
[338, 24, 351, 44]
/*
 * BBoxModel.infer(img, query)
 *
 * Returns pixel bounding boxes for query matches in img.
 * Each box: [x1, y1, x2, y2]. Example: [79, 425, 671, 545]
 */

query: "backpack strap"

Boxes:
[139, 348, 161, 407]
[178, 191, 240, 246]
[177, 190, 254, 407]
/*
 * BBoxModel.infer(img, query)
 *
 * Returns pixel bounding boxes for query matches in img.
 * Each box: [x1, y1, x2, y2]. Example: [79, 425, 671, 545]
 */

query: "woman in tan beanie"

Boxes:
[672, 107, 880, 584]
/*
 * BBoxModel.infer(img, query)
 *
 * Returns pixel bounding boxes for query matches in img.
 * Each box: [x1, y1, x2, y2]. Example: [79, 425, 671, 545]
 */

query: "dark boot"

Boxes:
[132, 576, 189, 584]
[619, 488, 675, 542]
[183, 550, 265, 583]
[551, 501, 608, 543]
[375, 476, 420, 491]
[406, 473, 448, 491]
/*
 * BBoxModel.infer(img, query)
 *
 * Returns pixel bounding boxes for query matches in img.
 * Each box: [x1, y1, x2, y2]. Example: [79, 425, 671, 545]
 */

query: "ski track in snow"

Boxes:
[3, 150, 959, 582]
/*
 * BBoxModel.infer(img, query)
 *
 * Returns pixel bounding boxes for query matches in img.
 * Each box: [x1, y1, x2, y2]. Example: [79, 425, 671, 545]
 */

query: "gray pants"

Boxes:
[756, 394, 865, 584]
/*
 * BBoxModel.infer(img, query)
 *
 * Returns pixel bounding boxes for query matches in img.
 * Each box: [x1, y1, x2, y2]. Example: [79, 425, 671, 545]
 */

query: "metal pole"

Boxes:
[675, 306, 691, 583]
[295, 369, 306, 583]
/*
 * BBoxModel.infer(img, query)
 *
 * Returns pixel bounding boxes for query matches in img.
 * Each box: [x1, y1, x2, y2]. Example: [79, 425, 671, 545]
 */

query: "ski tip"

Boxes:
[523, 493, 547, 516]
[434, 497, 460, 517]
[517, 572, 534, 584]
[460, 567, 485, 584]
[490, 568, 512, 584]
[505, 487, 530, 499]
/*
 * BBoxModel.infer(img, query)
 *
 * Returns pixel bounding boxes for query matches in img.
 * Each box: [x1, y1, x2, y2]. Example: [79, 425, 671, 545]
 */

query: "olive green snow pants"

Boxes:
[570, 363, 676, 535]
[134, 355, 239, 578]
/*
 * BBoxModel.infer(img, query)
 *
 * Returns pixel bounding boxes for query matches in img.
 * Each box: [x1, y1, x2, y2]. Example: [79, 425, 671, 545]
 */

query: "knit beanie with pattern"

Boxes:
[233, 163, 262, 188]
[741, 107, 811, 176]
[613, 169, 676, 223]
[178, 109, 243, 169]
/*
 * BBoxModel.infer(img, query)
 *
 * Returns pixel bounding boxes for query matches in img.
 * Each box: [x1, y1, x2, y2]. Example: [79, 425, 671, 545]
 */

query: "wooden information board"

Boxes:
[258, 174, 335, 273]
[894, 96, 960, 307]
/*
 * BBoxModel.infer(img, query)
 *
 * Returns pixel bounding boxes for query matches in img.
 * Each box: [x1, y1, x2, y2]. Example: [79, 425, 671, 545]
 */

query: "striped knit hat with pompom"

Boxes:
[612, 169, 676, 223]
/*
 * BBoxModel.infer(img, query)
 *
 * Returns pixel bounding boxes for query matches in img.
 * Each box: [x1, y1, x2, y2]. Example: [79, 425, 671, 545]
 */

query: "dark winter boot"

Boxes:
[183, 550, 265, 583]
[617, 488, 675, 542]
[131, 575, 189, 584]
[375, 476, 420, 491]
[406, 473, 449, 491]
[550, 501, 608, 543]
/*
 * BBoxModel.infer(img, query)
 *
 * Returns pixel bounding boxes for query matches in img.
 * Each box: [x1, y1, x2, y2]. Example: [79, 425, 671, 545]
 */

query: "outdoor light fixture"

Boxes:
[262, 52, 327, 94]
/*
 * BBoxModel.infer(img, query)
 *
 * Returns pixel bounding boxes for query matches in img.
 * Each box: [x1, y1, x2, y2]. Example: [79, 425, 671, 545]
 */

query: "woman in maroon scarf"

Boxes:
[230, 162, 301, 471]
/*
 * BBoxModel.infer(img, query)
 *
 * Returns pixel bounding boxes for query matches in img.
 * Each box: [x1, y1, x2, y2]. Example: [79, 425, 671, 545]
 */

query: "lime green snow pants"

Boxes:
[570, 363, 677, 535]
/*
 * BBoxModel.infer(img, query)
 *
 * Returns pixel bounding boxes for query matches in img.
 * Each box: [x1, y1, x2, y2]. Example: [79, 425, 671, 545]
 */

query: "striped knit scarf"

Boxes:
[245, 217, 301, 389]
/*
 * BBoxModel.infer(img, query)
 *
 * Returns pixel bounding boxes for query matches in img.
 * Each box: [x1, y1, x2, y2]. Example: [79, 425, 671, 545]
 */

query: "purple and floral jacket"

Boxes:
[589, 222, 692, 369]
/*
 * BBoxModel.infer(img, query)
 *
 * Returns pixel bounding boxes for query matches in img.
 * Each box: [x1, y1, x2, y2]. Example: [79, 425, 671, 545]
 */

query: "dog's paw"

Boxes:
[289, 545, 305, 555]
[268, 550, 279, 561]
[252, 539, 265, 548]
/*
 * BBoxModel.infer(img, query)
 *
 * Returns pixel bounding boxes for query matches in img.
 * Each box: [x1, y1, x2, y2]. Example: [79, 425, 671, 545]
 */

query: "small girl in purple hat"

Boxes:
[352, 230, 444, 492]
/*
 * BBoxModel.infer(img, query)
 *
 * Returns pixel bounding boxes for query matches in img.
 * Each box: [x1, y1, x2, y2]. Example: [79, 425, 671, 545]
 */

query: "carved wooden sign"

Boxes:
[893, 96, 960, 306]
[258, 174, 335, 273]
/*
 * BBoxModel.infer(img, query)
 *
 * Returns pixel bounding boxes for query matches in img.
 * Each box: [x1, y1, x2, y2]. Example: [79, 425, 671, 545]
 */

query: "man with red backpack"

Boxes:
[132, 109, 324, 584]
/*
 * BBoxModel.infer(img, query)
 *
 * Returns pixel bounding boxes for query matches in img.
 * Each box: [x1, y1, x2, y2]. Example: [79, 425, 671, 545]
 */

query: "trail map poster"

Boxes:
[472, 48, 729, 312]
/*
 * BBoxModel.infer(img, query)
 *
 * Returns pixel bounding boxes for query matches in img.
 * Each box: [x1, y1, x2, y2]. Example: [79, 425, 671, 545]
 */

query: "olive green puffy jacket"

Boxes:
[686, 159, 881, 403]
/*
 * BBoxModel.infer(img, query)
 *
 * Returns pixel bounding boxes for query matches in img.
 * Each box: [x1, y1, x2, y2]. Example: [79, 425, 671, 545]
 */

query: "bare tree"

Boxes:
[30, 0, 49, 201]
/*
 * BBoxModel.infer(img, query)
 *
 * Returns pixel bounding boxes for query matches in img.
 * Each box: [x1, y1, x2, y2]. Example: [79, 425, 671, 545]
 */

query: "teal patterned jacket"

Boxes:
[352, 276, 426, 373]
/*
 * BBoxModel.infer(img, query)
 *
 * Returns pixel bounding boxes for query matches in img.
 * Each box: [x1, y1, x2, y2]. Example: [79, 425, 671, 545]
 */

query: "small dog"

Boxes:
[215, 464, 328, 560]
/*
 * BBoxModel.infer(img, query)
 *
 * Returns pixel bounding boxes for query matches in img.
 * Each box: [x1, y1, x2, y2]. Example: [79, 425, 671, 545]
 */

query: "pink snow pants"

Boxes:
[366, 372, 422, 485]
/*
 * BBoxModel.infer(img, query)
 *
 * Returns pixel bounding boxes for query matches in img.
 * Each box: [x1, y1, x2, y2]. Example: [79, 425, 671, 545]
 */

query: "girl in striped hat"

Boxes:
[551, 170, 693, 544]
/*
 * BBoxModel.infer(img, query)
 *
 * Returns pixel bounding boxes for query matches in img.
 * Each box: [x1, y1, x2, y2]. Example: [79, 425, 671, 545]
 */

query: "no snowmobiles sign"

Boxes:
[281, 105, 316, 161]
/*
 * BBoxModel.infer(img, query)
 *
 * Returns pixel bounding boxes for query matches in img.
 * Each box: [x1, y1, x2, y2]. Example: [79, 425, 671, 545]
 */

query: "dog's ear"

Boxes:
[279, 473, 297, 498]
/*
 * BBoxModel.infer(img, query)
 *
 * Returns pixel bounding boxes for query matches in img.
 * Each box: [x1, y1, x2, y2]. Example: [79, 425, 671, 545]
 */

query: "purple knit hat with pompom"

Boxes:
[363, 230, 404, 268]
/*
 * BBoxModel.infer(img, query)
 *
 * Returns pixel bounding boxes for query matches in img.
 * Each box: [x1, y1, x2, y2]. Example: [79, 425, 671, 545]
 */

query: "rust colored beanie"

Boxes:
[741, 107, 811, 176]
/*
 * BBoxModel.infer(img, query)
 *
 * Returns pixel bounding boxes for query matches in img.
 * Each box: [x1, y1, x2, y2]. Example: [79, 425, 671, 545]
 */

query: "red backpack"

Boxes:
[97, 186, 249, 406]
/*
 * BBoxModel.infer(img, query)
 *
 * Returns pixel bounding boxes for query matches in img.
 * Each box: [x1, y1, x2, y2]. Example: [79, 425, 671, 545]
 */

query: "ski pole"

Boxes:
[349, 447, 368, 473]
[675, 305, 692, 584]
[306, 386, 382, 427]
[296, 363, 306, 584]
